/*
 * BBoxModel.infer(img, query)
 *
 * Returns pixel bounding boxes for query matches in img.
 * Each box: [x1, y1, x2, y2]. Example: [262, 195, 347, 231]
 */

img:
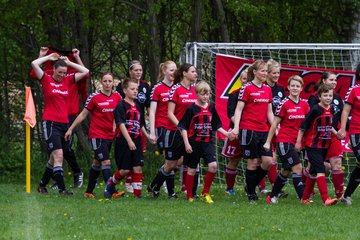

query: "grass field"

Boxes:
[2, 182, 360, 240]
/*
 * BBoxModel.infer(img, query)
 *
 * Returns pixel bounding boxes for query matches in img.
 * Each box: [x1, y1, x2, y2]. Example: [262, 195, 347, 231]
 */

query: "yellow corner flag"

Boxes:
[23, 87, 36, 193]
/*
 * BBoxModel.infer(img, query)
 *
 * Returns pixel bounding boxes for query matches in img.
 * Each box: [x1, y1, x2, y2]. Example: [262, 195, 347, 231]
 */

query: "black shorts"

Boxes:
[164, 130, 185, 160]
[239, 129, 272, 159]
[184, 140, 217, 169]
[350, 134, 360, 162]
[42, 121, 68, 154]
[90, 138, 113, 162]
[305, 147, 327, 174]
[155, 127, 166, 153]
[276, 142, 301, 170]
[115, 137, 143, 170]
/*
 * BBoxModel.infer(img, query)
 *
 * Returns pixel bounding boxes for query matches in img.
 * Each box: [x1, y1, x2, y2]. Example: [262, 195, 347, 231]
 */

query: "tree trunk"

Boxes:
[212, 0, 229, 42]
[190, 0, 202, 41]
[147, 0, 160, 85]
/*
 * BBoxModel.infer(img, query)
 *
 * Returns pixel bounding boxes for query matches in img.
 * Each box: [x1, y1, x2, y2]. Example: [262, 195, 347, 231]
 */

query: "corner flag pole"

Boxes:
[26, 123, 31, 193]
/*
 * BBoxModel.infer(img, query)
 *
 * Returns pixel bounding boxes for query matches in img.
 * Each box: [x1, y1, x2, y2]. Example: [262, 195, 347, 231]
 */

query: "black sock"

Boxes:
[86, 165, 101, 193]
[101, 165, 112, 184]
[166, 171, 175, 196]
[63, 147, 81, 174]
[151, 167, 168, 191]
[271, 173, 287, 197]
[245, 169, 258, 195]
[193, 170, 200, 196]
[39, 163, 53, 187]
[53, 166, 66, 191]
[344, 166, 360, 197]
[255, 166, 268, 185]
[292, 172, 304, 199]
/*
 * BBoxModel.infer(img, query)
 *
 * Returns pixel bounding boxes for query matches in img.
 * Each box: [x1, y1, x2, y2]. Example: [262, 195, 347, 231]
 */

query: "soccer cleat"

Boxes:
[125, 182, 134, 193]
[247, 194, 259, 202]
[201, 194, 214, 204]
[37, 185, 48, 194]
[104, 179, 116, 199]
[74, 172, 84, 188]
[260, 188, 271, 195]
[112, 190, 125, 198]
[340, 195, 352, 205]
[300, 199, 311, 205]
[277, 190, 289, 198]
[168, 193, 178, 199]
[324, 197, 338, 206]
[59, 189, 74, 195]
[51, 183, 59, 190]
[225, 189, 235, 196]
[266, 195, 278, 204]
[147, 185, 160, 198]
[84, 192, 96, 198]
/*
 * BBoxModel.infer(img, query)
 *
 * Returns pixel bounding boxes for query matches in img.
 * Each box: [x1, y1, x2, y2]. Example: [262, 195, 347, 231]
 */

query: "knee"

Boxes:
[102, 160, 111, 166]
[227, 158, 239, 168]
[208, 162, 217, 173]
[187, 168, 196, 176]
[331, 158, 342, 171]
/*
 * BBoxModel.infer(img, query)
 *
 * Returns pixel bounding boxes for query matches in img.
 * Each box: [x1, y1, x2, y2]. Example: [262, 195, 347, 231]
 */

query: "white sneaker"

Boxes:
[340, 195, 352, 205]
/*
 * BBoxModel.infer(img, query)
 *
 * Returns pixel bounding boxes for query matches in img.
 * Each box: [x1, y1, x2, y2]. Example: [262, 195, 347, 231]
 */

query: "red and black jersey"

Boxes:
[116, 79, 151, 112]
[150, 81, 173, 128]
[167, 83, 197, 130]
[345, 84, 360, 134]
[40, 74, 73, 123]
[301, 104, 333, 149]
[85, 90, 122, 140]
[238, 82, 272, 132]
[227, 89, 240, 129]
[266, 83, 286, 113]
[275, 97, 310, 145]
[178, 102, 222, 142]
[308, 92, 343, 130]
[114, 100, 144, 140]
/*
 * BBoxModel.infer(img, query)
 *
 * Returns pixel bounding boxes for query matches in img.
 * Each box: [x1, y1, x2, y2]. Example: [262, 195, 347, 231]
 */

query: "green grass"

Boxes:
[2, 183, 360, 240]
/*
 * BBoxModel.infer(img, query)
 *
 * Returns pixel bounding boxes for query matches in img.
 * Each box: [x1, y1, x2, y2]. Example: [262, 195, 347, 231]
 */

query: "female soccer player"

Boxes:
[65, 73, 122, 198]
[229, 59, 274, 202]
[148, 61, 177, 197]
[264, 75, 309, 203]
[148, 63, 198, 197]
[306, 72, 344, 199]
[337, 81, 360, 205]
[32, 53, 89, 195]
[296, 84, 338, 206]
[179, 81, 228, 203]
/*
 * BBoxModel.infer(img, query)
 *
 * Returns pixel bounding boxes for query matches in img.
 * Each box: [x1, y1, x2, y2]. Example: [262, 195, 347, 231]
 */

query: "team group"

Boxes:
[31, 47, 360, 205]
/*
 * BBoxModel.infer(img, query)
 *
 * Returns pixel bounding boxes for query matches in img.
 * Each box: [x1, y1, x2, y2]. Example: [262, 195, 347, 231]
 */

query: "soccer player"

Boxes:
[296, 84, 338, 206]
[148, 61, 178, 197]
[105, 78, 152, 198]
[147, 63, 198, 197]
[32, 53, 89, 195]
[264, 75, 309, 204]
[116, 60, 151, 193]
[337, 81, 360, 205]
[65, 73, 122, 198]
[179, 81, 228, 203]
[306, 72, 344, 199]
[229, 60, 274, 202]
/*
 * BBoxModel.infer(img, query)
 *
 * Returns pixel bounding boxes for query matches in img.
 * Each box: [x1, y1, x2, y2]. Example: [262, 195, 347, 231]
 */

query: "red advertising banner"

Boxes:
[215, 54, 356, 152]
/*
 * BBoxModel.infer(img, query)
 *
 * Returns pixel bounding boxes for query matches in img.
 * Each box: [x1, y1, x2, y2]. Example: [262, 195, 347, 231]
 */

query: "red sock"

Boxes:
[267, 163, 278, 184]
[302, 176, 316, 200]
[316, 175, 329, 202]
[186, 174, 194, 199]
[113, 170, 124, 184]
[202, 171, 216, 195]
[182, 166, 188, 192]
[126, 170, 133, 184]
[132, 172, 143, 197]
[258, 178, 266, 191]
[225, 168, 237, 190]
[332, 170, 344, 198]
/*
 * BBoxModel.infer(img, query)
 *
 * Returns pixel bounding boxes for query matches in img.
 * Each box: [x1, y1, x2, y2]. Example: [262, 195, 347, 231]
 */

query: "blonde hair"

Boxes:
[157, 60, 176, 82]
[288, 75, 304, 86]
[247, 60, 266, 81]
[267, 59, 281, 73]
[195, 81, 211, 94]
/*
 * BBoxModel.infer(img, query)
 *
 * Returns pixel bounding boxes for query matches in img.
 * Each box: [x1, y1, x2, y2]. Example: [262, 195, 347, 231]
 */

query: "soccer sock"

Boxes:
[202, 171, 216, 195]
[344, 166, 360, 198]
[316, 175, 329, 202]
[165, 171, 175, 196]
[63, 147, 81, 174]
[86, 164, 101, 193]
[182, 166, 188, 191]
[225, 167, 237, 191]
[292, 172, 304, 199]
[270, 173, 287, 197]
[53, 166, 66, 191]
[193, 170, 200, 196]
[186, 174, 195, 199]
[150, 167, 168, 191]
[39, 163, 53, 187]
[112, 170, 125, 185]
[245, 169, 258, 195]
[267, 163, 278, 185]
[302, 176, 316, 200]
[132, 172, 143, 197]
[126, 170, 133, 185]
[255, 166, 268, 186]
[258, 178, 266, 191]
[101, 165, 112, 184]
[331, 170, 344, 198]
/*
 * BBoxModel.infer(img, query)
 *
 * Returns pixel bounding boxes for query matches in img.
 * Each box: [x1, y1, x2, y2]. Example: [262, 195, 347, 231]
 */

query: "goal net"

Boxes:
[180, 42, 360, 188]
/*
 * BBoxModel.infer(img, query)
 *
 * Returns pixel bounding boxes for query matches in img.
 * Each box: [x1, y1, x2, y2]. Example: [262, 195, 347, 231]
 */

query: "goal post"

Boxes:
[180, 42, 360, 187]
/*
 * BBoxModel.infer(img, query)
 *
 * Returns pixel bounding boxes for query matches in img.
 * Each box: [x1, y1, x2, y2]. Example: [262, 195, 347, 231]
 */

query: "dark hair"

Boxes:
[129, 60, 141, 70]
[54, 59, 67, 69]
[317, 84, 333, 98]
[122, 77, 138, 89]
[356, 63, 360, 82]
[101, 72, 114, 79]
[173, 63, 194, 84]
[317, 71, 335, 88]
